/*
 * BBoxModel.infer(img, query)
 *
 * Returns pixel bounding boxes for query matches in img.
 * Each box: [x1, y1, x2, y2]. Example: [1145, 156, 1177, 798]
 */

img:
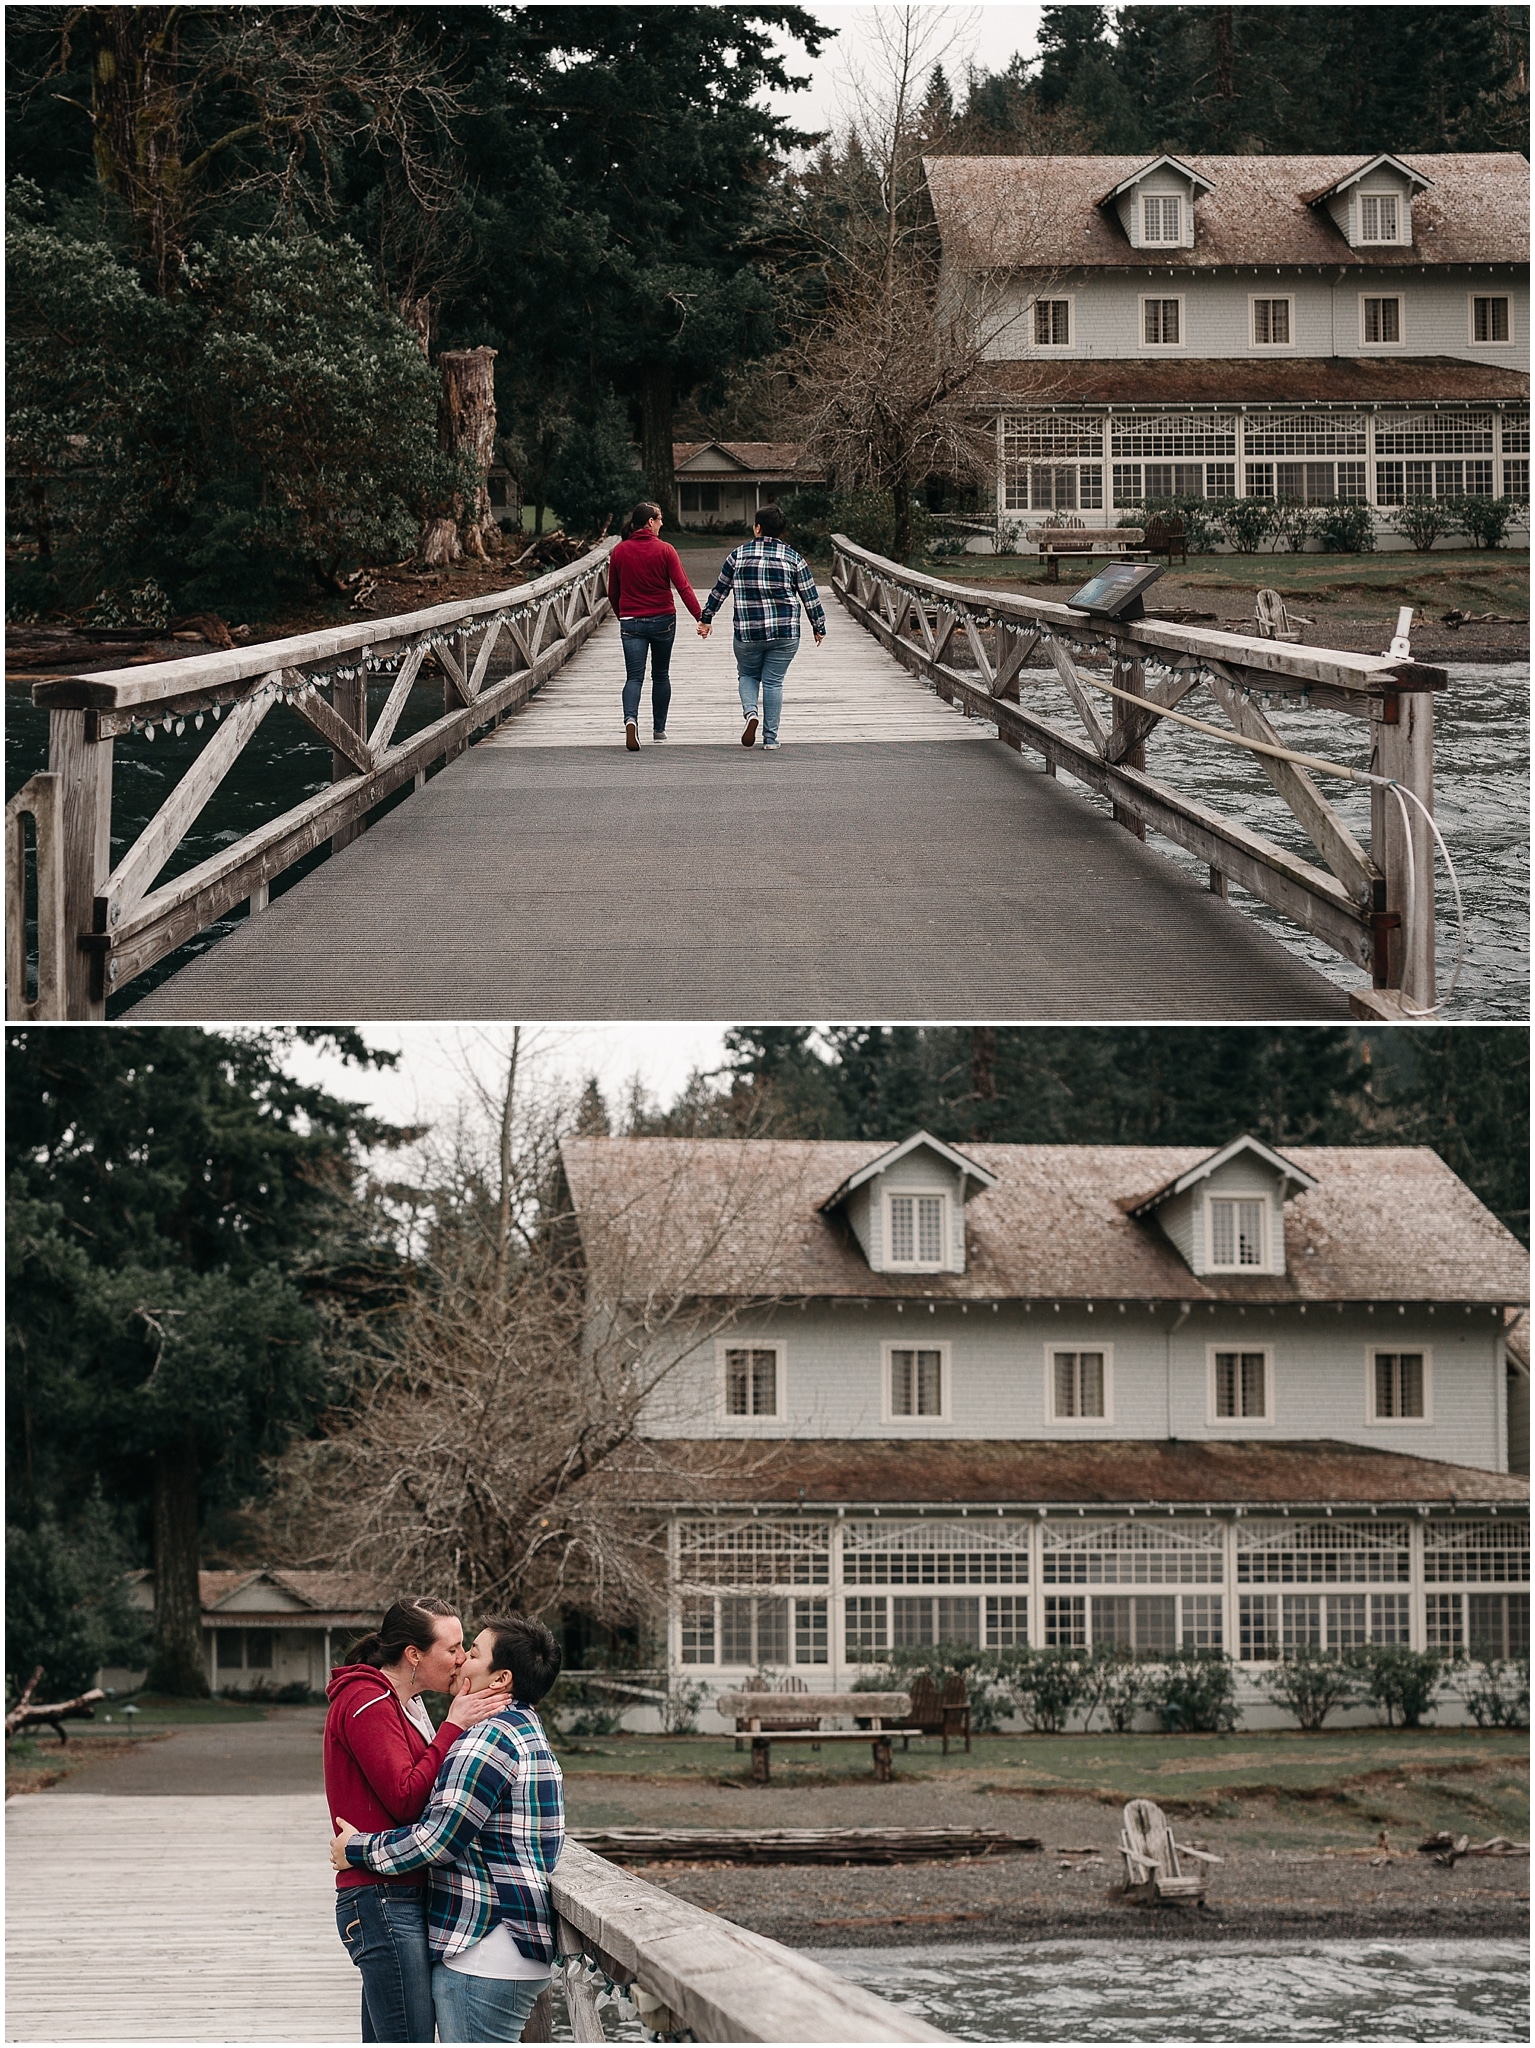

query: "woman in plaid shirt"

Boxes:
[697, 503, 825, 748]
[332, 1616, 565, 2043]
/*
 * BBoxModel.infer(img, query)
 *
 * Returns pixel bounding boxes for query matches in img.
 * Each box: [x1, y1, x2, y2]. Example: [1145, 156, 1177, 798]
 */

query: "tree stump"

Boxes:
[421, 346, 500, 566]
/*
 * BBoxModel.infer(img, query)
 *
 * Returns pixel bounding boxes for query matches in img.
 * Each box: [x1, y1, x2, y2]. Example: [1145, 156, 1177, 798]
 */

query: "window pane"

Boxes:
[891, 1350, 914, 1416]
[1241, 1353, 1266, 1417]
[1504, 458, 1530, 499]
[1424, 1592, 1463, 1651]
[986, 1595, 1028, 1648]
[1091, 1595, 1133, 1648]
[721, 1597, 754, 1663]
[917, 1197, 943, 1263]
[1183, 1595, 1223, 1650]
[1044, 1594, 1087, 1648]
[890, 1197, 914, 1262]
[1034, 301, 1052, 345]
[892, 1596, 934, 1648]
[1211, 1202, 1235, 1266]
[1272, 299, 1290, 344]
[243, 1631, 273, 1671]
[1282, 1594, 1323, 1649]
[751, 1348, 777, 1416]
[1254, 300, 1271, 345]
[845, 1595, 888, 1657]
[681, 1597, 716, 1664]
[916, 1348, 943, 1416]
[794, 1597, 829, 1664]
[1112, 464, 1142, 507]
[1370, 1593, 1411, 1646]
[1135, 1596, 1178, 1655]
[1079, 1352, 1105, 1418]
[1055, 1352, 1077, 1417]
[936, 1596, 981, 1646]
[1327, 1593, 1369, 1649]
[1237, 1201, 1263, 1266]
[1468, 1593, 1507, 1659]
[1240, 1593, 1280, 1661]
[1215, 1351, 1238, 1418]
[216, 1630, 245, 1668]
[726, 1350, 750, 1415]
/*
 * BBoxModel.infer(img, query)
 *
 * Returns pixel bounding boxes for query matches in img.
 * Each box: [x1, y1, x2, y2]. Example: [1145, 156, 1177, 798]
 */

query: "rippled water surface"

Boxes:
[804, 1938, 1532, 2043]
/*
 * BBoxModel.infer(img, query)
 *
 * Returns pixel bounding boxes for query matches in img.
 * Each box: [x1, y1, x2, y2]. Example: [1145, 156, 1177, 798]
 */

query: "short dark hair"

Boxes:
[481, 1615, 562, 1704]
[754, 503, 785, 538]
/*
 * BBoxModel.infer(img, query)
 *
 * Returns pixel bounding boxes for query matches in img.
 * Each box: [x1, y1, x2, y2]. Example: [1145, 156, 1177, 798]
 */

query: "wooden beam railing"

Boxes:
[832, 536, 1447, 1017]
[545, 1838, 949, 2042]
[7, 543, 616, 1017]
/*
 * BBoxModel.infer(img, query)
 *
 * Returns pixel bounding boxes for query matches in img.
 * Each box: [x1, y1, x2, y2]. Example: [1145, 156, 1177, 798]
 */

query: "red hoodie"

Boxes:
[323, 1662, 464, 1892]
[607, 531, 702, 621]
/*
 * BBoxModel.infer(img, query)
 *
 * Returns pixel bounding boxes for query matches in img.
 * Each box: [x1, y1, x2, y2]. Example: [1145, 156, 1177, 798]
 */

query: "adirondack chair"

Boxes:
[1143, 513, 1187, 566]
[903, 1673, 972, 1754]
[1119, 1799, 1222, 1905]
[1254, 588, 1313, 643]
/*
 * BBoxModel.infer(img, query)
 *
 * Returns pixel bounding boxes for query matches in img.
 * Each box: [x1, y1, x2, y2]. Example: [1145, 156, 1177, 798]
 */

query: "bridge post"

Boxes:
[330, 675, 368, 855]
[1110, 651, 1147, 839]
[49, 709, 113, 1019]
[1370, 688, 1435, 1008]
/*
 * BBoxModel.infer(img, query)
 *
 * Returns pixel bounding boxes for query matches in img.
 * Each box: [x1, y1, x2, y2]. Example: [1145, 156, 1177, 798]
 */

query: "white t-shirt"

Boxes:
[402, 1695, 437, 1743]
[442, 1921, 550, 1981]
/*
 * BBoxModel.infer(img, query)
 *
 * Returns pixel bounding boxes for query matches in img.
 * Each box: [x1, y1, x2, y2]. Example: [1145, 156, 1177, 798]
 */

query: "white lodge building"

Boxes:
[921, 153, 1529, 538]
[559, 1133, 1529, 1712]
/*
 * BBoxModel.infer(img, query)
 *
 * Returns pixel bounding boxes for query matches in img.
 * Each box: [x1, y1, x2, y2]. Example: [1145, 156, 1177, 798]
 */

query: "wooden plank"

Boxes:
[289, 679, 378, 774]
[4, 772, 66, 1020]
[366, 645, 429, 755]
[1103, 664, 1204, 764]
[33, 548, 614, 710]
[47, 708, 112, 1018]
[100, 687, 275, 920]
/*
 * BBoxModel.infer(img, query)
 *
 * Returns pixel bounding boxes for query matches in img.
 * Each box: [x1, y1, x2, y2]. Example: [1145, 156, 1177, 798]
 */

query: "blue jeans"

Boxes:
[620, 613, 675, 732]
[734, 635, 797, 744]
[336, 1884, 434, 2043]
[432, 1965, 551, 2043]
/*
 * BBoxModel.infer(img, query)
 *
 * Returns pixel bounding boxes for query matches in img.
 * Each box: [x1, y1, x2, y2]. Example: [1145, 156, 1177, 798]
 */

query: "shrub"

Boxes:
[1267, 501, 1317, 553]
[1215, 498, 1275, 554]
[1078, 1645, 1149, 1733]
[1450, 494, 1522, 550]
[926, 535, 970, 558]
[5, 1493, 149, 1702]
[1143, 1649, 1240, 1733]
[660, 1674, 709, 1735]
[1260, 1646, 1365, 1731]
[1131, 494, 1221, 553]
[1314, 501, 1377, 554]
[1358, 1645, 1446, 1727]
[777, 487, 930, 563]
[1391, 496, 1458, 552]
[999, 1646, 1087, 1733]
[851, 1645, 1012, 1733]
[1460, 1656, 1530, 1729]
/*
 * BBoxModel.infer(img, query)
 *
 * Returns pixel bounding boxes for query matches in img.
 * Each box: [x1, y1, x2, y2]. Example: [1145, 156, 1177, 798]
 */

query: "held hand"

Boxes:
[814, 632, 825, 646]
[331, 1817, 360, 1872]
[446, 1684, 513, 1730]
[697, 622, 712, 639]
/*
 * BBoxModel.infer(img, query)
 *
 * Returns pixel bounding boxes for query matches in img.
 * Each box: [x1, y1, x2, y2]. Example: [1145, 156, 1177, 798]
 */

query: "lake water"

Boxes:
[552, 1938, 1528, 2042]
[6, 657, 1527, 1019]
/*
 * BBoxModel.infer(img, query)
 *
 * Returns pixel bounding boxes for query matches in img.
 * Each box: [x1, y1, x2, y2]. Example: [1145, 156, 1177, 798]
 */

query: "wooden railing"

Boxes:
[543, 1838, 949, 2042]
[6, 543, 615, 1018]
[833, 536, 1448, 1017]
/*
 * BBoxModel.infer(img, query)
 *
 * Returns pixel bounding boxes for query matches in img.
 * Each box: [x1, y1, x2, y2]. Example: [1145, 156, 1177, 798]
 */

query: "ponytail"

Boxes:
[346, 1595, 456, 1670]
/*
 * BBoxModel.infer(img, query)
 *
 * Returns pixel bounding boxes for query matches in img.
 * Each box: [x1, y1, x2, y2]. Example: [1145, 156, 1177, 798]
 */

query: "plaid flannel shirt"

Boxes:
[345, 1705, 564, 1965]
[699, 537, 826, 642]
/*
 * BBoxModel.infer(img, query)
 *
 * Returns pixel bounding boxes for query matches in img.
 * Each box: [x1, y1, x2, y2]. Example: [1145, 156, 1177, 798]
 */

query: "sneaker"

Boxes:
[652, 730, 668, 743]
[741, 713, 759, 747]
[625, 719, 640, 752]
[763, 739, 780, 750]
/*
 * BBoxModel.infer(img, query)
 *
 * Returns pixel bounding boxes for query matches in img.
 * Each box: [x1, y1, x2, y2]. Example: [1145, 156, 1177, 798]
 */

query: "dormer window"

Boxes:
[887, 1191, 946, 1268]
[1358, 193, 1399, 243]
[1143, 194, 1181, 244]
[1209, 1197, 1266, 1269]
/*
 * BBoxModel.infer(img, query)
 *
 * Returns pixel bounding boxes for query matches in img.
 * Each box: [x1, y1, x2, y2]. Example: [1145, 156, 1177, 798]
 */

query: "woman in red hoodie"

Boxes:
[606, 500, 702, 750]
[325, 1596, 510, 2042]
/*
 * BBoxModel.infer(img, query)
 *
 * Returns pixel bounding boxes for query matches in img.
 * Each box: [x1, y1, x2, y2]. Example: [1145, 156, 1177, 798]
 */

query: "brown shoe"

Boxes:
[625, 719, 640, 751]
[741, 713, 759, 747]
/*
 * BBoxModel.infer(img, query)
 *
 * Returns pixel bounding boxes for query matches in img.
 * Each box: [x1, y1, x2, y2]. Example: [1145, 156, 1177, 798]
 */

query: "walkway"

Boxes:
[128, 563, 1349, 1021]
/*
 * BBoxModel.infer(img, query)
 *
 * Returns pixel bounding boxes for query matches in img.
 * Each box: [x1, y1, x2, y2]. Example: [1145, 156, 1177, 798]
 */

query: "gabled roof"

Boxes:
[820, 1130, 997, 1211]
[558, 1138, 1529, 1305]
[671, 442, 814, 478]
[197, 1569, 388, 1621]
[1097, 153, 1216, 205]
[1302, 153, 1435, 202]
[923, 153, 1527, 269]
[1129, 1134, 1318, 1217]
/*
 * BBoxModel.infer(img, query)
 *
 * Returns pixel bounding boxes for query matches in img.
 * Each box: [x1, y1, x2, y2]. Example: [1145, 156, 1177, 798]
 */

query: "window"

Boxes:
[1238, 1591, 1406, 1660]
[1114, 463, 1232, 508]
[1033, 299, 1071, 346]
[1377, 459, 1493, 504]
[1275, 461, 1366, 505]
[1362, 296, 1402, 345]
[215, 1630, 273, 1670]
[1142, 297, 1182, 346]
[794, 1598, 829, 1664]
[1357, 193, 1399, 243]
[843, 1517, 1028, 1585]
[1423, 1518, 1530, 1585]
[1091, 1594, 1177, 1653]
[679, 482, 722, 513]
[1212, 1349, 1270, 1422]
[1043, 1518, 1224, 1586]
[1252, 298, 1292, 346]
[986, 1595, 1028, 1648]
[1372, 1350, 1428, 1422]
[1375, 413, 1494, 456]
[680, 1597, 716, 1664]
[1142, 194, 1181, 244]
[887, 1345, 947, 1420]
[1005, 464, 1103, 514]
[720, 1596, 787, 1666]
[844, 1595, 888, 1658]
[676, 1517, 830, 1587]
[1048, 1589, 1219, 1651]
[723, 1344, 782, 1419]
[1238, 1519, 1412, 1585]
[1426, 1590, 1532, 1659]
[1050, 1348, 1110, 1421]
[886, 1192, 946, 1267]
[1044, 1594, 1087, 1647]
[1503, 459, 1529, 499]
[1472, 295, 1510, 343]
[1209, 1197, 1265, 1268]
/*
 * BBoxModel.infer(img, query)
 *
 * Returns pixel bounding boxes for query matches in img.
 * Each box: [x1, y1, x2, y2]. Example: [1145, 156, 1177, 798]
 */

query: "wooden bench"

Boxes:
[732, 1674, 820, 1751]
[1119, 1798, 1223, 1905]
[1025, 525, 1148, 583]
[716, 1691, 922, 1785]
[905, 1671, 971, 1755]
[1143, 513, 1188, 566]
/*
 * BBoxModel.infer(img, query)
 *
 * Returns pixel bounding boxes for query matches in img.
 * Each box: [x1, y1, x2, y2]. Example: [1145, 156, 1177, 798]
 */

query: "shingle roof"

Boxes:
[198, 1569, 389, 1622]
[925, 153, 1529, 268]
[672, 442, 820, 478]
[627, 1436, 1529, 1508]
[558, 1138, 1529, 1306]
[975, 357, 1529, 408]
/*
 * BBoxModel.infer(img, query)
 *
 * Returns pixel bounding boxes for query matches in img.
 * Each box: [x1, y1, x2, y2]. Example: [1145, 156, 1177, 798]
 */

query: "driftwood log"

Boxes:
[5, 1666, 106, 1743]
[570, 1826, 1043, 1866]
[1418, 1831, 1530, 1866]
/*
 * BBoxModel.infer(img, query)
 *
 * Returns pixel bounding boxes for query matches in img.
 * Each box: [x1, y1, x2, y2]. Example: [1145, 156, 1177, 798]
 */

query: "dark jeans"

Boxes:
[336, 1884, 434, 2043]
[620, 613, 675, 731]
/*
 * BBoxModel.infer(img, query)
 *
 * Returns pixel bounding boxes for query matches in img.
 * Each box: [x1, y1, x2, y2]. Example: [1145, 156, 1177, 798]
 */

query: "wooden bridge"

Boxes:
[8, 539, 1448, 1022]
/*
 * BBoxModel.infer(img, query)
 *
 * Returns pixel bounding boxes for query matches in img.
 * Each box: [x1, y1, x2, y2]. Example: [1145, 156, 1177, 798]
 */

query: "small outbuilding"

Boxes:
[672, 442, 822, 527]
[104, 1569, 389, 1698]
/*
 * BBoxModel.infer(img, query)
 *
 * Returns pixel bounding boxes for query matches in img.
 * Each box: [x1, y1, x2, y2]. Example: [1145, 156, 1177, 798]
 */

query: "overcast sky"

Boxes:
[764, 3, 1047, 142]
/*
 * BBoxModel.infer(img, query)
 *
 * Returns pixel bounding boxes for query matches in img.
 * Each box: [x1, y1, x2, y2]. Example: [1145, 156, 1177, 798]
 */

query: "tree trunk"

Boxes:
[892, 476, 913, 563]
[399, 293, 432, 358]
[637, 362, 677, 525]
[146, 1424, 209, 1695]
[88, 7, 186, 292]
[419, 346, 500, 564]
